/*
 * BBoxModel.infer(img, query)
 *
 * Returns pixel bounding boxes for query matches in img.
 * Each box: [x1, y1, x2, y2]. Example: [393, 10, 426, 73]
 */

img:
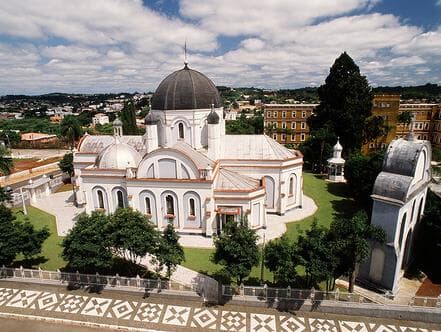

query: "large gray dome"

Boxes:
[151, 65, 222, 111]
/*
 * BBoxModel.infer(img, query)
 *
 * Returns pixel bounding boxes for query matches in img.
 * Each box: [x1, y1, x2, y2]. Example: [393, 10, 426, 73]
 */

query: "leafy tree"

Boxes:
[157, 223, 185, 279]
[416, 190, 441, 279]
[212, 217, 260, 284]
[0, 130, 20, 146]
[120, 102, 138, 135]
[58, 153, 74, 177]
[363, 115, 389, 144]
[62, 211, 113, 273]
[307, 52, 376, 156]
[60, 115, 82, 148]
[264, 235, 300, 286]
[226, 111, 264, 135]
[345, 150, 384, 206]
[330, 210, 386, 292]
[95, 123, 114, 135]
[397, 110, 413, 126]
[0, 204, 49, 266]
[0, 187, 11, 203]
[299, 126, 335, 171]
[108, 208, 160, 265]
[0, 145, 13, 175]
[297, 220, 337, 289]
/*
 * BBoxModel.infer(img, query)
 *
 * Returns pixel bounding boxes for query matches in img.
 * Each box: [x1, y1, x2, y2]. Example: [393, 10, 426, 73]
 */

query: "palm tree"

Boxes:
[0, 145, 13, 175]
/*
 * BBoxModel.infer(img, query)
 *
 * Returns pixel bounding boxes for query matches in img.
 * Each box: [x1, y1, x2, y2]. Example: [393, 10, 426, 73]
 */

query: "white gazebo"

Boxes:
[327, 138, 345, 182]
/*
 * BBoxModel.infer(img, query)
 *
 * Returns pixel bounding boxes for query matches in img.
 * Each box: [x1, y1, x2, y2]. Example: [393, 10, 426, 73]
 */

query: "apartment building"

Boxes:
[364, 96, 441, 151]
[363, 94, 400, 153]
[396, 103, 438, 141]
[263, 103, 318, 146]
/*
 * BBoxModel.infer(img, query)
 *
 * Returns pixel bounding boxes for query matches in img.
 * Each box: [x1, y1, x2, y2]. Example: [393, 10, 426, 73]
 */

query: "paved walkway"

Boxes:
[180, 195, 317, 248]
[0, 281, 437, 332]
[32, 191, 85, 236]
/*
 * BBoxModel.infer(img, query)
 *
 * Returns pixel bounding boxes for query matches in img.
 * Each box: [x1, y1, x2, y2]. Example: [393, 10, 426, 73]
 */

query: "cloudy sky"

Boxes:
[0, 0, 441, 94]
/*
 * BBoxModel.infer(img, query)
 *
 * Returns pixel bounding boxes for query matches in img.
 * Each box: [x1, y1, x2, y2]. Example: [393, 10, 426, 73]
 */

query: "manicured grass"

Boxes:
[284, 172, 357, 241]
[13, 206, 66, 271]
[183, 247, 273, 284]
[182, 172, 359, 284]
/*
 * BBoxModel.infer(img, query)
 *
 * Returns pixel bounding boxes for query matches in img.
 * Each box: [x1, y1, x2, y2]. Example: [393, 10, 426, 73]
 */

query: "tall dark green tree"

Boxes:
[212, 217, 260, 284]
[416, 190, 441, 279]
[330, 210, 386, 292]
[58, 153, 74, 177]
[157, 223, 185, 279]
[345, 150, 385, 206]
[0, 145, 13, 175]
[264, 235, 300, 286]
[307, 52, 377, 157]
[297, 220, 337, 289]
[120, 102, 138, 135]
[108, 208, 160, 265]
[0, 204, 49, 266]
[60, 115, 82, 149]
[62, 211, 112, 273]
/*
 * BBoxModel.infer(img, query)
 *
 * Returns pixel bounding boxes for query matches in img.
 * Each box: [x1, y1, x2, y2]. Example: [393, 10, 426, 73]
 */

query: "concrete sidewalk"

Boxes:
[32, 191, 85, 236]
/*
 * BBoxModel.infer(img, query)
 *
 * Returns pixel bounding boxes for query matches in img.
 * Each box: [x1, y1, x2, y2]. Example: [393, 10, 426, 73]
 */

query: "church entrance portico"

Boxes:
[215, 206, 241, 235]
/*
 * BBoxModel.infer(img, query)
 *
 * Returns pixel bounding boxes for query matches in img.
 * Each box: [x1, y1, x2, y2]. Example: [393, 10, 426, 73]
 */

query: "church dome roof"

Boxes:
[151, 65, 222, 111]
[96, 138, 141, 169]
[207, 110, 220, 124]
[333, 138, 343, 152]
[144, 112, 159, 125]
[113, 117, 123, 126]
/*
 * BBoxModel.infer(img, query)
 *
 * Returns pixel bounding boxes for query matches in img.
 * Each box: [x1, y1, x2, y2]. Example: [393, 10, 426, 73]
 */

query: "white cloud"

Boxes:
[0, 0, 439, 94]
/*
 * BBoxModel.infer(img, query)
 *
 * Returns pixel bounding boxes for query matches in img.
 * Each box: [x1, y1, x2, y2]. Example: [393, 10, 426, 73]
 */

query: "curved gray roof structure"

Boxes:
[372, 138, 432, 204]
[382, 139, 428, 177]
[151, 65, 222, 111]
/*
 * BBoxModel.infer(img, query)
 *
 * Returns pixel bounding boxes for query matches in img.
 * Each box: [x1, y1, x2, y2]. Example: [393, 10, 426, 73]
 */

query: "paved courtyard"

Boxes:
[32, 190, 85, 236]
[0, 281, 437, 332]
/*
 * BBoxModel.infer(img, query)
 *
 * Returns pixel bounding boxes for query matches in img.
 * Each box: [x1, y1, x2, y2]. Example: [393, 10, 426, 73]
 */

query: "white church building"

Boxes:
[73, 64, 304, 236]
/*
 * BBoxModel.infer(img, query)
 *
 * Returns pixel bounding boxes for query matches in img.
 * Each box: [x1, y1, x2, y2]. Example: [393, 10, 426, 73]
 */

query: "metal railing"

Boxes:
[222, 284, 441, 309]
[0, 266, 194, 294]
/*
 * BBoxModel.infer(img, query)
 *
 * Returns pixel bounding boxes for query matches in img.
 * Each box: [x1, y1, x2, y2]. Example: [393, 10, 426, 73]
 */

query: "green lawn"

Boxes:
[284, 172, 357, 241]
[13, 206, 66, 271]
[182, 172, 358, 284]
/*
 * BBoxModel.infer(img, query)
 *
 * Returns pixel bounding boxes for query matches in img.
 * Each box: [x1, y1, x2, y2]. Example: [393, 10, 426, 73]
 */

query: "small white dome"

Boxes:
[96, 138, 141, 169]
[333, 138, 343, 152]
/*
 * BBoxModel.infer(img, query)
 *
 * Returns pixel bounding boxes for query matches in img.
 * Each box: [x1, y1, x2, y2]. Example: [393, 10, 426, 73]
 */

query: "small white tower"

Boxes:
[113, 117, 123, 137]
[207, 104, 221, 160]
[144, 112, 159, 153]
[327, 138, 345, 182]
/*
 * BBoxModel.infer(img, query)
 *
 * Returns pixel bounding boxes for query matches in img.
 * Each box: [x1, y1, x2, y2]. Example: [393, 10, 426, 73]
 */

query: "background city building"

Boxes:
[263, 103, 318, 146]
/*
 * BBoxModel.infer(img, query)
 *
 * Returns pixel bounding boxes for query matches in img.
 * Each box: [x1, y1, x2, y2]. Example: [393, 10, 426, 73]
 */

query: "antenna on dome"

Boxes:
[184, 39, 188, 68]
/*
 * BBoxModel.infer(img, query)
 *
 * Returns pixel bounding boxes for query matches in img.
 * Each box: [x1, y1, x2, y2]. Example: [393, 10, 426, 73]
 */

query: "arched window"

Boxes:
[178, 123, 184, 139]
[97, 190, 104, 209]
[166, 195, 174, 215]
[189, 198, 195, 216]
[289, 177, 294, 196]
[145, 197, 151, 215]
[117, 190, 124, 208]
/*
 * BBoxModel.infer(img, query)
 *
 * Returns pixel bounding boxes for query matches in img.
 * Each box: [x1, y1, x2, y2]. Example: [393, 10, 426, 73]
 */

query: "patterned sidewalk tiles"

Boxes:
[0, 286, 439, 332]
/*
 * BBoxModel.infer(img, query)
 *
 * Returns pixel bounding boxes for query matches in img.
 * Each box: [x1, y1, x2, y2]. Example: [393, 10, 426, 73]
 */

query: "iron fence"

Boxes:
[0, 266, 194, 293]
[222, 284, 441, 309]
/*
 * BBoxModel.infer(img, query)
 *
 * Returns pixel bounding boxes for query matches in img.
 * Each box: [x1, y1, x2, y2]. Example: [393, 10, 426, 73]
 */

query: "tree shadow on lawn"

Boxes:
[12, 256, 48, 268]
[327, 182, 361, 219]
